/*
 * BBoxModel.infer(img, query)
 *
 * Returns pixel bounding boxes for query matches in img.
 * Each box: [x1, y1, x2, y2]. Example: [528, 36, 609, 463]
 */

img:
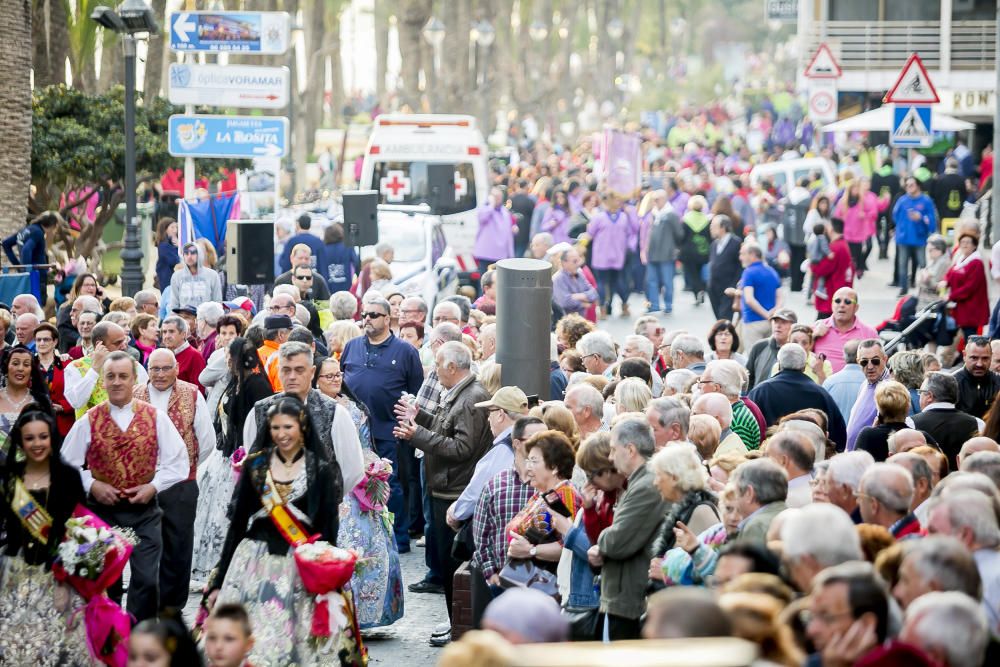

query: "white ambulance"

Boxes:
[360, 114, 489, 287]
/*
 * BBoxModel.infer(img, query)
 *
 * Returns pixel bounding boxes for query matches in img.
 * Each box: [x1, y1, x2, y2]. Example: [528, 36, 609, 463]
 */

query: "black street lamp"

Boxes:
[91, 0, 159, 297]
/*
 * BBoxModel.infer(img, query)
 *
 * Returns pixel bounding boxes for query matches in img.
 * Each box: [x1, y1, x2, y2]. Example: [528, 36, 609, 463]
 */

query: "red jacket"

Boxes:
[175, 344, 206, 394]
[812, 237, 854, 314]
[946, 254, 990, 330]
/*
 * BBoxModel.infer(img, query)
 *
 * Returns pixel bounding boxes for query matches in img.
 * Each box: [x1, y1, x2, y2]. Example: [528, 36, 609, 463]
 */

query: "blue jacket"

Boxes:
[563, 523, 600, 610]
[155, 240, 180, 291]
[341, 334, 424, 441]
[892, 193, 936, 246]
[323, 242, 361, 293]
[3, 223, 49, 301]
[279, 232, 328, 278]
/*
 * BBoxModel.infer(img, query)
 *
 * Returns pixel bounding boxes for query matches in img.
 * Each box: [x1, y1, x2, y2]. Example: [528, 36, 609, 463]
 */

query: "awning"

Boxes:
[821, 106, 976, 132]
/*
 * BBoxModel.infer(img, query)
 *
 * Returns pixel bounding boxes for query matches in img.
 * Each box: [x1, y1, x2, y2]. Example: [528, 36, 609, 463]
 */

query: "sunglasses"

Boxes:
[858, 358, 882, 367]
[183, 249, 198, 255]
[294, 274, 313, 281]
[833, 298, 855, 305]
[361, 312, 387, 320]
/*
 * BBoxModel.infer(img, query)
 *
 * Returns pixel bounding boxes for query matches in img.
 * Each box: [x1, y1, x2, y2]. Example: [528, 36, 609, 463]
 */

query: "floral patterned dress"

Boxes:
[335, 396, 404, 629]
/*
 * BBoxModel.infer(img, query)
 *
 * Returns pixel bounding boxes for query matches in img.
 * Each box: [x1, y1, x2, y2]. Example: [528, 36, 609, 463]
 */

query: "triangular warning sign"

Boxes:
[804, 43, 842, 79]
[884, 53, 939, 104]
[893, 107, 930, 139]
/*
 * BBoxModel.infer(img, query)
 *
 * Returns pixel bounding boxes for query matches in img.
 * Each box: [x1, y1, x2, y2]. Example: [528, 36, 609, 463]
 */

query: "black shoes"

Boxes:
[408, 579, 445, 594]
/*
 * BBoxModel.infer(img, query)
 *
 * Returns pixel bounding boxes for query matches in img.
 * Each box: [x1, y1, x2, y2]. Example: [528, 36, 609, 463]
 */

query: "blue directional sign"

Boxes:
[169, 12, 290, 54]
[891, 105, 933, 148]
[168, 115, 288, 159]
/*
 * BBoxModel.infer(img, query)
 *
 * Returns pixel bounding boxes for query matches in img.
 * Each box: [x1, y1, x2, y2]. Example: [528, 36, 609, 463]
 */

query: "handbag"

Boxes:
[451, 520, 475, 562]
[498, 559, 559, 599]
[563, 606, 601, 642]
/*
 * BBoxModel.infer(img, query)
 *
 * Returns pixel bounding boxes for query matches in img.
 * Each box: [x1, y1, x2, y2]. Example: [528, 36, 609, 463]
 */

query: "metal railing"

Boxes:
[801, 20, 996, 71]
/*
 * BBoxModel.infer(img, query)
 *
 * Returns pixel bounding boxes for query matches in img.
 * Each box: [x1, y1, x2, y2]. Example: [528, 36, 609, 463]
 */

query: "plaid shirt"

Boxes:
[472, 467, 534, 580]
[415, 369, 442, 413]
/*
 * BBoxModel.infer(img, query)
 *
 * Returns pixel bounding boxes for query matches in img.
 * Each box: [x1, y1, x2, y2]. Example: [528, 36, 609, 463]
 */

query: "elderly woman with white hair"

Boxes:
[615, 377, 653, 414]
[646, 443, 725, 587]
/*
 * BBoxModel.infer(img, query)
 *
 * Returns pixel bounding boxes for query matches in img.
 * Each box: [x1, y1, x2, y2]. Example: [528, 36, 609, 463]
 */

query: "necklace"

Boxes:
[24, 469, 51, 491]
[275, 447, 304, 469]
[2, 388, 29, 411]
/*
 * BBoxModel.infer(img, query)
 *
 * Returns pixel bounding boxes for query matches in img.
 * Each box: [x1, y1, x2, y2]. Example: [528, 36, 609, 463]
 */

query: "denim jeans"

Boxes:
[896, 244, 925, 292]
[645, 261, 676, 312]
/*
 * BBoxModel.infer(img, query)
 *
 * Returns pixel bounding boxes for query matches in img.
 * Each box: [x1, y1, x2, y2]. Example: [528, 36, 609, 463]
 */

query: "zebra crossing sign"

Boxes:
[884, 53, 940, 104]
[891, 105, 933, 148]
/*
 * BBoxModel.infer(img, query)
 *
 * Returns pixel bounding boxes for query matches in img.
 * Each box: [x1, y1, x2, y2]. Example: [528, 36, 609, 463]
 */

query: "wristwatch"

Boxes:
[529, 546, 537, 558]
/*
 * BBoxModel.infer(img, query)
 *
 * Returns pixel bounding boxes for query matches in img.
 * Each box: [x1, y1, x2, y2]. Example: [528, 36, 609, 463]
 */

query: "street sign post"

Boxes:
[884, 53, 940, 104]
[168, 11, 290, 54]
[169, 115, 288, 158]
[890, 105, 933, 148]
[807, 79, 839, 123]
[168, 63, 289, 109]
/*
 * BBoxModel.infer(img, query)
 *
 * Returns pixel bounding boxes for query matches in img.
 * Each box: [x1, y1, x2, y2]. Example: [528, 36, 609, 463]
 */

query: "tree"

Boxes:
[32, 0, 70, 88]
[142, 0, 168, 100]
[31, 85, 247, 268]
[0, 0, 33, 242]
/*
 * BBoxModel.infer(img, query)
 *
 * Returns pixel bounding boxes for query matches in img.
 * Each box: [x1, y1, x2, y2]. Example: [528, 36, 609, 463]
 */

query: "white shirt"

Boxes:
[147, 383, 217, 466]
[786, 474, 813, 508]
[64, 361, 149, 409]
[242, 395, 365, 493]
[61, 400, 189, 494]
[451, 426, 514, 521]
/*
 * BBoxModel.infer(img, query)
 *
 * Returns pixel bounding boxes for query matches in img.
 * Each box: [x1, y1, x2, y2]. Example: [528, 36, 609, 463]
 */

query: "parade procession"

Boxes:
[1, 0, 1000, 665]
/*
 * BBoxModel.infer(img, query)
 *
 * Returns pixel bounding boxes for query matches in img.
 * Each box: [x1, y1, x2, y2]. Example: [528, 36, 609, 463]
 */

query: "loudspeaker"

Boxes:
[427, 164, 455, 212]
[226, 219, 275, 285]
[342, 190, 379, 247]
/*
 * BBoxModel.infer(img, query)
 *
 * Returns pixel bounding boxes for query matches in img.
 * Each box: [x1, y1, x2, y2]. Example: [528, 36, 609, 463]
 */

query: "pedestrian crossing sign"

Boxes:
[890, 105, 933, 148]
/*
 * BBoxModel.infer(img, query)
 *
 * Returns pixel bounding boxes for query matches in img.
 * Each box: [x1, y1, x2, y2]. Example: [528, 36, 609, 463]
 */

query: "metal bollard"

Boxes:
[495, 258, 553, 401]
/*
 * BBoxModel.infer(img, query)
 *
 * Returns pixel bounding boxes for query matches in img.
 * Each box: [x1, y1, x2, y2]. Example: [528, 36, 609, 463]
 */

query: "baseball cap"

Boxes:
[475, 386, 529, 414]
[172, 305, 197, 316]
[769, 308, 797, 323]
[223, 297, 256, 315]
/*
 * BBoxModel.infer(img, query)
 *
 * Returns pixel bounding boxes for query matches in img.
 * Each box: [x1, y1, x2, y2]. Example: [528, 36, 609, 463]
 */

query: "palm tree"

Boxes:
[0, 0, 33, 241]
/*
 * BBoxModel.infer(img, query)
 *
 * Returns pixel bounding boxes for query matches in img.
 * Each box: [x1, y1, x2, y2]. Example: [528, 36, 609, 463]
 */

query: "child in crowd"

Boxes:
[128, 613, 204, 666]
[805, 222, 833, 301]
[205, 604, 256, 667]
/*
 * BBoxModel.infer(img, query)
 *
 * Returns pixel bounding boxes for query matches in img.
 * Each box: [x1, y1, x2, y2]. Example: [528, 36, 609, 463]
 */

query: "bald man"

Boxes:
[692, 393, 746, 457]
[957, 437, 1000, 468]
[811, 287, 879, 372]
[887, 428, 928, 456]
[857, 462, 920, 538]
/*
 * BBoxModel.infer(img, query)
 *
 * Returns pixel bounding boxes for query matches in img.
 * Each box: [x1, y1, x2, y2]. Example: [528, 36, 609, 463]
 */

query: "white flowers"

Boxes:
[295, 541, 354, 563]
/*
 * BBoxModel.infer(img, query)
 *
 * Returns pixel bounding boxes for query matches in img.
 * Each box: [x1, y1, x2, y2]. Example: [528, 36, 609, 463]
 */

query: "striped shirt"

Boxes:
[472, 467, 534, 580]
[731, 400, 761, 450]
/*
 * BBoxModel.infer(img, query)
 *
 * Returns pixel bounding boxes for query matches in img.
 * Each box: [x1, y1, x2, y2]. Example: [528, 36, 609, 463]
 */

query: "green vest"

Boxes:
[71, 357, 107, 418]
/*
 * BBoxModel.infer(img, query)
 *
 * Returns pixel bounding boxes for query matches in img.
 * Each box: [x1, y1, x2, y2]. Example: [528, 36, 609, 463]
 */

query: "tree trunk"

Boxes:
[326, 4, 344, 127]
[440, 0, 471, 113]
[97, 29, 121, 93]
[143, 0, 168, 100]
[398, 0, 430, 112]
[302, 0, 326, 157]
[0, 0, 33, 241]
[374, 0, 390, 105]
[32, 0, 69, 87]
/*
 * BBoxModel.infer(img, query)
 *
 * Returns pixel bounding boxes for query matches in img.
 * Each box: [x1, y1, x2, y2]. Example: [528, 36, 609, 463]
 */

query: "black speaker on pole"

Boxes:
[342, 190, 379, 247]
[227, 219, 275, 285]
[426, 164, 456, 212]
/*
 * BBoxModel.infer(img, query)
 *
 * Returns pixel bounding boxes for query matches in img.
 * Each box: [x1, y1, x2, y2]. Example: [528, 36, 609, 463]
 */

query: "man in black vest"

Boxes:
[912, 371, 981, 472]
[707, 214, 741, 320]
[952, 336, 1000, 419]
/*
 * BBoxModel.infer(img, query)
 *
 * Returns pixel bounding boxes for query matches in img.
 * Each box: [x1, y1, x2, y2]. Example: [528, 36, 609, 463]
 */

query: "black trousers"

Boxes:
[601, 612, 642, 640]
[398, 444, 424, 537]
[469, 561, 498, 629]
[158, 479, 199, 610]
[430, 497, 460, 622]
[93, 500, 163, 622]
[708, 285, 731, 320]
[789, 244, 806, 292]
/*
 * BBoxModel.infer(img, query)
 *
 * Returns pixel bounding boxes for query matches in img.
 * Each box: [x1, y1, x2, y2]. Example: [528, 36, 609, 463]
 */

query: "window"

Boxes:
[370, 161, 478, 215]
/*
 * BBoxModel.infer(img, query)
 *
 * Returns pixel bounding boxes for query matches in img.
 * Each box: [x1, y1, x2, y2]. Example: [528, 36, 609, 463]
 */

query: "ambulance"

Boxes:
[360, 114, 489, 287]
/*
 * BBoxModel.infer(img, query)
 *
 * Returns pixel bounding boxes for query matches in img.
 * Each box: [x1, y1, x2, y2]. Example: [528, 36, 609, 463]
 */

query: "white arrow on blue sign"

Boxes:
[169, 11, 290, 54]
[168, 115, 288, 158]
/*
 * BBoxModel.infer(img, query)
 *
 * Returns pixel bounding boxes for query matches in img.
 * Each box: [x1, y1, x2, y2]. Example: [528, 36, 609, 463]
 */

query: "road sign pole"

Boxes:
[182, 53, 195, 200]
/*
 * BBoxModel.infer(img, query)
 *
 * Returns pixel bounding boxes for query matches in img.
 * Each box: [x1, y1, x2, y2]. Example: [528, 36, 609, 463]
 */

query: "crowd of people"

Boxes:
[0, 100, 998, 666]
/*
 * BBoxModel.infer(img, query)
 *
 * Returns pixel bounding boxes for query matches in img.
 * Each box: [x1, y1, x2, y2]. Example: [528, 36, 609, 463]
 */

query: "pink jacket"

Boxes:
[835, 191, 887, 244]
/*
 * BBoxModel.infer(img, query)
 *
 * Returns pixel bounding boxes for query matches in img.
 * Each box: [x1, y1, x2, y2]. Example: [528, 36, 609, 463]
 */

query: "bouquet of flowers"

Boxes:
[52, 507, 137, 667]
[294, 539, 358, 636]
[352, 455, 393, 513]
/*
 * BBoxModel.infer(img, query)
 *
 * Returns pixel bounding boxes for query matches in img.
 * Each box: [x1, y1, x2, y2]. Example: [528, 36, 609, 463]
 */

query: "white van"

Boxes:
[360, 114, 489, 286]
[749, 157, 838, 196]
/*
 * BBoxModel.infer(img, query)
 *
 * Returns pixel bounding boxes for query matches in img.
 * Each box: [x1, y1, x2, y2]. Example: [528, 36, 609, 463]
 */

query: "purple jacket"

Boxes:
[474, 205, 515, 262]
[587, 208, 637, 270]
[542, 207, 571, 244]
[553, 269, 599, 315]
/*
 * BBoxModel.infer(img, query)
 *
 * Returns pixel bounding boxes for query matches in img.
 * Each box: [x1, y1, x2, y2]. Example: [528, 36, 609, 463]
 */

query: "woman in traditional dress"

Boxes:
[191, 337, 272, 585]
[0, 406, 96, 666]
[315, 356, 403, 629]
[208, 397, 361, 666]
[0, 346, 53, 465]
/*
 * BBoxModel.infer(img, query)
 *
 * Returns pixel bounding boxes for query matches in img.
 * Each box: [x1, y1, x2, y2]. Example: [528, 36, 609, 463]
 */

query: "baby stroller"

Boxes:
[876, 297, 951, 355]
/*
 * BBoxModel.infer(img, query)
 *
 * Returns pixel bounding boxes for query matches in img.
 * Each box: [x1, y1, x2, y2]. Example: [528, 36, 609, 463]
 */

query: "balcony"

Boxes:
[800, 20, 996, 72]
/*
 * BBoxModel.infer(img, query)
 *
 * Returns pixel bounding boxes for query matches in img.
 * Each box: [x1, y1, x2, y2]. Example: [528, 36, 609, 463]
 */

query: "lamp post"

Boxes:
[422, 17, 445, 110]
[91, 0, 158, 298]
[471, 20, 495, 136]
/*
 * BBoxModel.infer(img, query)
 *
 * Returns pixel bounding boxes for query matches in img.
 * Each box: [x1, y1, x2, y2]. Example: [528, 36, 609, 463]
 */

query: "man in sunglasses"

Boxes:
[274, 243, 332, 300]
[812, 287, 878, 373]
[846, 339, 889, 451]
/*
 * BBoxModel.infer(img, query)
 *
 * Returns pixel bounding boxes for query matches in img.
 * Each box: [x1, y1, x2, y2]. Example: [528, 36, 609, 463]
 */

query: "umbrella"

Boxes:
[821, 106, 975, 133]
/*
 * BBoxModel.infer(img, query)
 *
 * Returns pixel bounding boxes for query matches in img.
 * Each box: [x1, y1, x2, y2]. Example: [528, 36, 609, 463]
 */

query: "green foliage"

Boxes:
[31, 84, 247, 208]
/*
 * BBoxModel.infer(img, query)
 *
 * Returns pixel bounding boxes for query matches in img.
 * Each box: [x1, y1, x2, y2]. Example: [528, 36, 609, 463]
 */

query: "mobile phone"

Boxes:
[542, 491, 572, 517]
[526, 394, 540, 409]
[817, 352, 827, 361]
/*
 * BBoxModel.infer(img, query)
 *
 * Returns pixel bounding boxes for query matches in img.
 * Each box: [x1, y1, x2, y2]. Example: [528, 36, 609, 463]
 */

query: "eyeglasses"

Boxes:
[183, 249, 198, 255]
[858, 358, 882, 368]
[361, 312, 387, 320]
[148, 365, 176, 374]
[586, 468, 611, 481]
[318, 372, 343, 381]
[833, 298, 855, 305]
[35, 337, 53, 344]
